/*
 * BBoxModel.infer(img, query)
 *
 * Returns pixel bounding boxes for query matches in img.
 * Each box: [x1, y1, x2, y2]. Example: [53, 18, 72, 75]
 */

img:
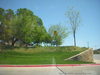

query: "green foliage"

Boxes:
[48, 24, 69, 46]
[16, 8, 33, 16]
[0, 8, 50, 46]
[0, 8, 69, 47]
[0, 8, 14, 44]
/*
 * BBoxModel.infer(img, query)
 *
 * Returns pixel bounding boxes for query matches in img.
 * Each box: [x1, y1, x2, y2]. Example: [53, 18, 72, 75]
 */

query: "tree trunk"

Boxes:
[11, 37, 18, 46]
[73, 31, 76, 47]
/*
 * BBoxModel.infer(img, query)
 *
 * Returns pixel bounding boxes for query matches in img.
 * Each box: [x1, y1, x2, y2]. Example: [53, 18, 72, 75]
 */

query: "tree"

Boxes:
[0, 8, 49, 47]
[16, 8, 33, 16]
[32, 25, 47, 46]
[65, 8, 80, 46]
[10, 10, 35, 46]
[48, 24, 69, 46]
[5, 9, 14, 20]
[42, 33, 52, 46]
[12, 8, 47, 46]
[0, 8, 14, 45]
[10, 15, 23, 46]
[4, 9, 15, 44]
[0, 8, 5, 41]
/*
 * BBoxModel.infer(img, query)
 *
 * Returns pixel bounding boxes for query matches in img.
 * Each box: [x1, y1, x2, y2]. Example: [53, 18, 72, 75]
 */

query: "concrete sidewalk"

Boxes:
[0, 67, 60, 75]
[0, 65, 100, 75]
[93, 54, 100, 64]
[94, 59, 100, 64]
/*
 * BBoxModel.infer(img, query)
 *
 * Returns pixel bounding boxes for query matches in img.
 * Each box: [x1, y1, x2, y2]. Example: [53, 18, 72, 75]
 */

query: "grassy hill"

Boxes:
[0, 46, 89, 64]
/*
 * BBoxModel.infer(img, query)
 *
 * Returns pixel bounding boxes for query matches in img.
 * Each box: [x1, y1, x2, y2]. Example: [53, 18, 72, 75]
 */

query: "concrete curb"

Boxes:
[0, 64, 100, 67]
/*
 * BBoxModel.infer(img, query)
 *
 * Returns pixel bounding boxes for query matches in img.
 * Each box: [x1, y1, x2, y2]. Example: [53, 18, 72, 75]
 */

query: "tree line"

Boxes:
[0, 8, 69, 47]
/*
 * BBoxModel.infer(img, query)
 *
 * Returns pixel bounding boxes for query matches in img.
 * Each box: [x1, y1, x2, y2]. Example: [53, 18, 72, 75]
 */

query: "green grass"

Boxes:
[0, 46, 89, 65]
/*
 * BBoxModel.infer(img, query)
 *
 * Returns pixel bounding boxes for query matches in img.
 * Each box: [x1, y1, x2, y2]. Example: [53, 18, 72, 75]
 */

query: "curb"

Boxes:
[0, 64, 100, 67]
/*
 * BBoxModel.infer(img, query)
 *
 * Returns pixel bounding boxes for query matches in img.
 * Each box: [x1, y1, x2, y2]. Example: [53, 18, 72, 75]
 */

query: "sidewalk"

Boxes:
[0, 65, 100, 75]
[94, 59, 100, 64]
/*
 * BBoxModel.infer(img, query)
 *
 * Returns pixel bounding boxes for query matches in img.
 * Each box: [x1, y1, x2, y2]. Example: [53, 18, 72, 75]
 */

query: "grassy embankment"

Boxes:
[0, 46, 90, 65]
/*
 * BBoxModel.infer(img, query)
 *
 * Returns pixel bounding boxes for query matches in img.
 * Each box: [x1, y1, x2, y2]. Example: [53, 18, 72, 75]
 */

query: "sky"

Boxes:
[0, 0, 100, 49]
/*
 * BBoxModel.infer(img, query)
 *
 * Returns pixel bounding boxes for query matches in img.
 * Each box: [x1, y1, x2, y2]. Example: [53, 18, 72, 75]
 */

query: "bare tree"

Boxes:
[66, 8, 80, 46]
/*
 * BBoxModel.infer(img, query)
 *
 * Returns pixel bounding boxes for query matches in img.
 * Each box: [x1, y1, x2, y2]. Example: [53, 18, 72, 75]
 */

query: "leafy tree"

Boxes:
[4, 9, 15, 44]
[48, 24, 69, 46]
[65, 8, 80, 46]
[12, 8, 47, 46]
[5, 9, 14, 20]
[0, 8, 50, 47]
[9, 15, 23, 46]
[16, 8, 33, 16]
[0, 8, 5, 41]
[32, 25, 46, 45]
[10, 15, 35, 46]
[42, 33, 52, 45]
[0, 8, 14, 45]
